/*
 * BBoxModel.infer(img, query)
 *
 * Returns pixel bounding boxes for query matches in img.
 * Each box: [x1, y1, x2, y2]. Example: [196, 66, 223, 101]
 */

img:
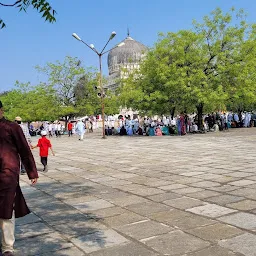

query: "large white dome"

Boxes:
[107, 36, 148, 75]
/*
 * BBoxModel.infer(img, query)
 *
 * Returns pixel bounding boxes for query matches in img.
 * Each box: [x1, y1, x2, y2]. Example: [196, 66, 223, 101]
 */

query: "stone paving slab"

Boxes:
[115, 220, 173, 240]
[142, 230, 210, 255]
[185, 245, 241, 256]
[186, 203, 237, 218]
[14, 128, 256, 255]
[38, 247, 86, 256]
[15, 232, 74, 256]
[88, 242, 160, 256]
[185, 223, 244, 242]
[219, 233, 256, 256]
[70, 229, 128, 253]
[218, 212, 256, 230]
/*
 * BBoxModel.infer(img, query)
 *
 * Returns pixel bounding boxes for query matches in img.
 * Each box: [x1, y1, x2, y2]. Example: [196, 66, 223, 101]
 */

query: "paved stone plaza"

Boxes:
[15, 129, 256, 255]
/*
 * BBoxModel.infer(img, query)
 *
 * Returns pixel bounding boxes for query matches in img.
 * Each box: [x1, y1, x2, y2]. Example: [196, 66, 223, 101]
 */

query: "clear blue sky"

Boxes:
[1, 0, 256, 92]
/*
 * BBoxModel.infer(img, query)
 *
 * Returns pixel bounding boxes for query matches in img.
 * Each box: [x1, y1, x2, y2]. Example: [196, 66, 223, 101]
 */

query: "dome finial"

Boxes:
[127, 27, 130, 37]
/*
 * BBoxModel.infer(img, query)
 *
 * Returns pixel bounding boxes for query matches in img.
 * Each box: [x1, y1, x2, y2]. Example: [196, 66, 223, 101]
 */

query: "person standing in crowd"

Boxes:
[54, 122, 58, 137]
[48, 122, 53, 137]
[67, 121, 73, 137]
[32, 130, 55, 172]
[75, 120, 85, 141]
[57, 122, 62, 137]
[14, 116, 32, 175]
[0, 100, 38, 256]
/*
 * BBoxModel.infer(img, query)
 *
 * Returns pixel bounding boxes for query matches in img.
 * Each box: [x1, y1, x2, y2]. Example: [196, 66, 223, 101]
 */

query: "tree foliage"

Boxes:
[0, 56, 120, 123]
[0, 82, 58, 121]
[0, 0, 56, 29]
[36, 56, 87, 122]
[119, 7, 256, 128]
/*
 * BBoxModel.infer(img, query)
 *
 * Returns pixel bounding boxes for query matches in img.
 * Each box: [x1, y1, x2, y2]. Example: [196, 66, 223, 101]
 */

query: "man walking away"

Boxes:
[75, 120, 85, 141]
[0, 100, 38, 256]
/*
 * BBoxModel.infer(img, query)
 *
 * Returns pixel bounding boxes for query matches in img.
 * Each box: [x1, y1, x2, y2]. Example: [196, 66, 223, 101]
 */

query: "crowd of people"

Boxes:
[24, 111, 256, 140]
[105, 111, 256, 137]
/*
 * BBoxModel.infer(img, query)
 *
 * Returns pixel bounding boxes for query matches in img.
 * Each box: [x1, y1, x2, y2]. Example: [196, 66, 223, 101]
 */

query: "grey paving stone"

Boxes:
[143, 230, 210, 255]
[206, 195, 244, 205]
[38, 247, 86, 256]
[90, 206, 128, 218]
[187, 203, 237, 218]
[159, 184, 188, 190]
[71, 229, 128, 253]
[227, 199, 256, 211]
[186, 223, 244, 242]
[73, 199, 114, 211]
[228, 179, 256, 186]
[180, 171, 205, 177]
[16, 222, 53, 239]
[108, 195, 149, 207]
[174, 177, 203, 184]
[149, 209, 192, 224]
[63, 195, 99, 204]
[191, 181, 221, 188]
[229, 188, 256, 200]
[227, 172, 254, 178]
[16, 213, 42, 226]
[125, 202, 171, 216]
[187, 190, 221, 199]
[147, 192, 182, 202]
[39, 210, 90, 225]
[15, 232, 73, 256]
[218, 212, 256, 230]
[164, 197, 205, 210]
[219, 233, 256, 256]
[116, 220, 173, 240]
[88, 242, 159, 256]
[52, 220, 108, 239]
[173, 187, 204, 195]
[208, 185, 238, 192]
[186, 245, 240, 256]
[165, 214, 216, 230]
[103, 212, 148, 227]
[131, 187, 164, 196]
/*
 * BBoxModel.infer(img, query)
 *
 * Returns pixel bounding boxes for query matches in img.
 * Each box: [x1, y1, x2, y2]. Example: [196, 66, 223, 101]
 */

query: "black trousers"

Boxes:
[41, 157, 48, 167]
[68, 130, 72, 136]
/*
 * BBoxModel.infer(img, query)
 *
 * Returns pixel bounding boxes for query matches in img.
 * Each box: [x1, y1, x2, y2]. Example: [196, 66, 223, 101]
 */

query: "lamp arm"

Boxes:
[81, 40, 100, 55]
[102, 45, 118, 56]
[100, 38, 111, 55]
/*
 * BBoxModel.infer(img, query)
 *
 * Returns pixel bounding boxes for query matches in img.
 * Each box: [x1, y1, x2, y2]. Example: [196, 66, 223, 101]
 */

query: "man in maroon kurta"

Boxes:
[0, 101, 38, 256]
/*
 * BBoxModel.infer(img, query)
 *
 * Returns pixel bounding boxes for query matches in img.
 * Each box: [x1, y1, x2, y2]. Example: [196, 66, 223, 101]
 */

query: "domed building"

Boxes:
[105, 33, 148, 90]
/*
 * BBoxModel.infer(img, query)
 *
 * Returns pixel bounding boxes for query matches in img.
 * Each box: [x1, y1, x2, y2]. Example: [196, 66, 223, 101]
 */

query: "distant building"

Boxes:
[105, 32, 148, 90]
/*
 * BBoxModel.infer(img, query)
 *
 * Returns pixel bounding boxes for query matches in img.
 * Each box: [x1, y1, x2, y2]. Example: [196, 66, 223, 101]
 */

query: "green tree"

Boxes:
[36, 56, 102, 126]
[74, 74, 120, 117]
[0, 82, 58, 121]
[74, 72, 101, 116]
[119, 7, 256, 129]
[0, 0, 56, 28]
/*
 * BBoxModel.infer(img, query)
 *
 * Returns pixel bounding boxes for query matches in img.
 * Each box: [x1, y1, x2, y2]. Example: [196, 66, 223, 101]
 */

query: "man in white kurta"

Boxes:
[76, 120, 85, 141]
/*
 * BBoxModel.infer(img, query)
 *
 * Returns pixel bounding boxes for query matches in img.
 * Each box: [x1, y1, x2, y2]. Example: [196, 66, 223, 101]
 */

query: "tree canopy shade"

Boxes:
[0, 82, 58, 121]
[36, 56, 92, 125]
[0, 0, 56, 28]
[0, 56, 120, 124]
[118, 8, 256, 128]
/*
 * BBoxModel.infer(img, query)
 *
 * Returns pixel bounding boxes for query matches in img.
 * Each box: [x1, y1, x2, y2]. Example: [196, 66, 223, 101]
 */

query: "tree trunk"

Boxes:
[170, 107, 175, 120]
[238, 108, 243, 127]
[196, 103, 204, 130]
[65, 116, 68, 131]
